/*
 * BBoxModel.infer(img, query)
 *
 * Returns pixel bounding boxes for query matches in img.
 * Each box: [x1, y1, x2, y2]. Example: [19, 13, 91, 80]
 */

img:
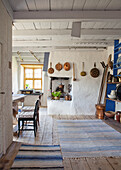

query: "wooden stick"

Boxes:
[97, 54, 112, 104]
[97, 66, 106, 104]
[73, 63, 76, 81]
[104, 72, 110, 105]
[29, 50, 40, 63]
[17, 51, 24, 62]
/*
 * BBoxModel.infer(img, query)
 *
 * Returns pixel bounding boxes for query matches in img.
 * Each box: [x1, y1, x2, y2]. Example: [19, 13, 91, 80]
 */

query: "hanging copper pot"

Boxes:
[64, 62, 70, 71]
[90, 62, 99, 78]
[55, 62, 62, 71]
[48, 62, 54, 74]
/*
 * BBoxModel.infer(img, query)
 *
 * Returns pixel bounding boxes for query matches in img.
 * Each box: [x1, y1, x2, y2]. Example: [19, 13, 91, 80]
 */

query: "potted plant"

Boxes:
[52, 91, 61, 100]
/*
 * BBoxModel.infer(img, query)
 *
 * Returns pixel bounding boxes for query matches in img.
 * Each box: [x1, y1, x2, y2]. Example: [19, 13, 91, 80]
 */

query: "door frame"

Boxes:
[0, 42, 3, 157]
[0, 42, 5, 157]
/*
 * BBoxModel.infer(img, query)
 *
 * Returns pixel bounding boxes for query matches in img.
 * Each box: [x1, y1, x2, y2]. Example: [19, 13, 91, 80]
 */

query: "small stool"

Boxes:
[95, 104, 105, 119]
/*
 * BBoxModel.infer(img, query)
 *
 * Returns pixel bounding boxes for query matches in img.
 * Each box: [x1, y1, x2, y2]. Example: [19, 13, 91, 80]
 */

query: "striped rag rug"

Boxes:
[11, 144, 64, 170]
[57, 119, 121, 158]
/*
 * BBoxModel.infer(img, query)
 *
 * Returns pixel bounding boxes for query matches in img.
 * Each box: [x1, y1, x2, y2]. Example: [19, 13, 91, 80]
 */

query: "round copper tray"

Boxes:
[55, 62, 62, 71]
[64, 62, 70, 71]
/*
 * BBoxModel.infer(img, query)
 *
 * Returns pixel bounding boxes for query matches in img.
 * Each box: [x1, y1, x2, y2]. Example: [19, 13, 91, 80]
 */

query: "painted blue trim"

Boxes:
[114, 49, 121, 55]
[106, 40, 121, 111]
[113, 61, 121, 66]
[113, 66, 121, 70]
[113, 40, 119, 76]
[105, 83, 116, 111]
[105, 99, 115, 112]
[106, 84, 116, 96]
[114, 75, 121, 77]
[114, 42, 121, 50]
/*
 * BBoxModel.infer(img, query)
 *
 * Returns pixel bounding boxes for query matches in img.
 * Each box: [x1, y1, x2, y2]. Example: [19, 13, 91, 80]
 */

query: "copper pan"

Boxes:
[90, 62, 99, 78]
[48, 62, 54, 74]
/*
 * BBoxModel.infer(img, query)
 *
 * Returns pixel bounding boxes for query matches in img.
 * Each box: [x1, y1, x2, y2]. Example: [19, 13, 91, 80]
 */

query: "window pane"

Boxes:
[25, 80, 33, 89]
[34, 69, 42, 78]
[34, 80, 41, 89]
[25, 69, 33, 78]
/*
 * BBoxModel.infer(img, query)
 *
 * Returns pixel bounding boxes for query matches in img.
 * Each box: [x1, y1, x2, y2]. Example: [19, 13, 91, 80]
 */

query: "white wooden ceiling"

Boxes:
[4, 0, 121, 62]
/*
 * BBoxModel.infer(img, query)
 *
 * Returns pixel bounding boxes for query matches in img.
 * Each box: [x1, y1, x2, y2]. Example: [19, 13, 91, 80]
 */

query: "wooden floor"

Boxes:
[1, 108, 121, 169]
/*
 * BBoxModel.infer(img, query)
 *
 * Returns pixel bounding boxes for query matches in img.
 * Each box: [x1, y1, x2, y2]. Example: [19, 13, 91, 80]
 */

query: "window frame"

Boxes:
[22, 64, 43, 90]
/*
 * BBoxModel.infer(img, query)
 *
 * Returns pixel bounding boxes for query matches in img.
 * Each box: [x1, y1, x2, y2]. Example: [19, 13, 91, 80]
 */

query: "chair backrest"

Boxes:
[34, 100, 40, 118]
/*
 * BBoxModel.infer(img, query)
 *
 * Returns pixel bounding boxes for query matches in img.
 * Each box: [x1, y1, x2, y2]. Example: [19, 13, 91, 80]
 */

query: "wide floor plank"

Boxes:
[86, 157, 114, 170]
[0, 142, 21, 169]
[63, 158, 72, 170]
[107, 157, 121, 170]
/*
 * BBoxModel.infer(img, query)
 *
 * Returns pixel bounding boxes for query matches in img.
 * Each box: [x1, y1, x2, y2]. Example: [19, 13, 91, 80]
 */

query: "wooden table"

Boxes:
[12, 94, 26, 132]
[12, 94, 26, 111]
[12, 94, 26, 104]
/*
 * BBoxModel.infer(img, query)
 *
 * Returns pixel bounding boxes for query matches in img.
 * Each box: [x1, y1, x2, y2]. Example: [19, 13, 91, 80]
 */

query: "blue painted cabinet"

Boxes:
[105, 39, 121, 111]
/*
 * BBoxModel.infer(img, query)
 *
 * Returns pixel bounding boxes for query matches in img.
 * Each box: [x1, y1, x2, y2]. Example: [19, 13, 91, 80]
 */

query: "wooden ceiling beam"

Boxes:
[13, 40, 113, 47]
[13, 10, 121, 22]
[13, 29, 121, 37]
[12, 46, 107, 53]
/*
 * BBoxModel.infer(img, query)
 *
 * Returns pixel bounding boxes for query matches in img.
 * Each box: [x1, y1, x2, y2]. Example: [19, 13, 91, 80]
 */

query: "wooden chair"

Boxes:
[17, 100, 40, 137]
[21, 95, 42, 125]
[22, 106, 35, 112]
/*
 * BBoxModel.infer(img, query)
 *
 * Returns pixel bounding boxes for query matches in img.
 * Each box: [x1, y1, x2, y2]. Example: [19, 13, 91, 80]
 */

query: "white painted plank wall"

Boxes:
[9, 0, 28, 11]
[35, 0, 50, 10]
[95, 0, 111, 9]
[51, 22, 68, 29]
[83, 0, 100, 10]
[23, 22, 35, 29]
[26, 0, 36, 10]
[72, 0, 86, 10]
[106, 0, 121, 10]
[40, 22, 51, 29]
[51, 0, 73, 10]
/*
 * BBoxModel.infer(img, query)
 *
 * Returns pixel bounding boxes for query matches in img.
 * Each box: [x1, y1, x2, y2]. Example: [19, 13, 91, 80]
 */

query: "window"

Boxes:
[22, 65, 43, 90]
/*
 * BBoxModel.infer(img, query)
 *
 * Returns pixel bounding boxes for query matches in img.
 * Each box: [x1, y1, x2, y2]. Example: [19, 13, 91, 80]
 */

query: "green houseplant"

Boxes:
[52, 91, 61, 100]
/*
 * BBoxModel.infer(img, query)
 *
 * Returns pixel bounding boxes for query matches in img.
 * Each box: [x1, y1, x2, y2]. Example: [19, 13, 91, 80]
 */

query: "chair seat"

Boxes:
[22, 106, 35, 112]
[17, 111, 34, 118]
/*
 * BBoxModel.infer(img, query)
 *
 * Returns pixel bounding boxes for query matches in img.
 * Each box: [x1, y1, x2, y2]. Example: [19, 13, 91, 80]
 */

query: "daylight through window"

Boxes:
[22, 65, 43, 90]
